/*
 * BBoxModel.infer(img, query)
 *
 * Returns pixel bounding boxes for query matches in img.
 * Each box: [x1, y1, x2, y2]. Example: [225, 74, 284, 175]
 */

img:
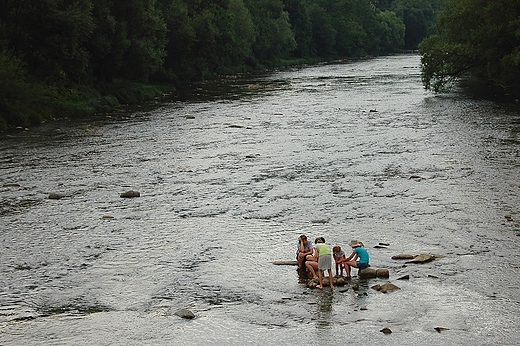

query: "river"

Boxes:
[1, 54, 519, 345]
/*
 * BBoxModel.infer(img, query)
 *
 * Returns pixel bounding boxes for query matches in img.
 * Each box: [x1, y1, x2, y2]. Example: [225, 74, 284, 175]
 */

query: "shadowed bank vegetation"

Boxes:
[419, 0, 520, 99]
[0, 0, 442, 130]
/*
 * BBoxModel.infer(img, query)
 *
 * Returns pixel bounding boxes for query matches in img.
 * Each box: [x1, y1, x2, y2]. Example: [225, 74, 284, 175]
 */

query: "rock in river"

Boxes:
[405, 253, 435, 264]
[173, 308, 195, 319]
[120, 190, 140, 198]
[372, 282, 401, 293]
[48, 193, 63, 199]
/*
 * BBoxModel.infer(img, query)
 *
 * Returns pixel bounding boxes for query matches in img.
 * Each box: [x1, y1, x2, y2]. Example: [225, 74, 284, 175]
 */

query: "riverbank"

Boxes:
[0, 78, 173, 132]
[0, 55, 383, 132]
[2, 53, 517, 134]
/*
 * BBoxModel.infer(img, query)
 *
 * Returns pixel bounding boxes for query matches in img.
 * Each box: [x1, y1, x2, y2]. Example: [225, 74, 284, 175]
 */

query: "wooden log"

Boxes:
[359, 267, 389, 278]
[376, 268, 390, 278]
[272, 260, 298, 265]
[358, 268, 377, 278]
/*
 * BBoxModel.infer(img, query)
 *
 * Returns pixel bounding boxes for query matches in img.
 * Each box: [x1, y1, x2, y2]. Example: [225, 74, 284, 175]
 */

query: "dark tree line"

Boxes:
[419, 0, 520, 95]
[375, 0, 443, 50]
[0, 0, 442, 129]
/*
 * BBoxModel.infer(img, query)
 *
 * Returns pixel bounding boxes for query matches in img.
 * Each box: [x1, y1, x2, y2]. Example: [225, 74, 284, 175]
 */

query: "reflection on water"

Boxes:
[0, 54, 519, 345]
[316, 292, 333, 328]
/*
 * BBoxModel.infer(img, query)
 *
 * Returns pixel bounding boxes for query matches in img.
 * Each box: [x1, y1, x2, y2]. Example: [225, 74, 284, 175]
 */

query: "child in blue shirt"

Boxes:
[339, 239, 370, 278]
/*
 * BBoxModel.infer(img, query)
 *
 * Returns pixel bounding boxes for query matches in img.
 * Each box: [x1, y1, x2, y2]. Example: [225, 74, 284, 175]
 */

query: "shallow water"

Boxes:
[1, 54, 519, 345]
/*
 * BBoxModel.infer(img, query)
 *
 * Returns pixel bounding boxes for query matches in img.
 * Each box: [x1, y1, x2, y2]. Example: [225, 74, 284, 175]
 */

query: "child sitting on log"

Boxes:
[339, 239, 370, 278]
[333, 245, 347, 276]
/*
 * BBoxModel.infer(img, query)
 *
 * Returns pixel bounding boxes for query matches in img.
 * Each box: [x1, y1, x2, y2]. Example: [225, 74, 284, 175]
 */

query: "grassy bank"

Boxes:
[0, 78, 169, 131]
[0, 53, 174, 131]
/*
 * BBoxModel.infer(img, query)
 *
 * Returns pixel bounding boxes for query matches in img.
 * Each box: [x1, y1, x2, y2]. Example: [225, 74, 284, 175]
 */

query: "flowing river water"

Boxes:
[1, 54, 519, 345]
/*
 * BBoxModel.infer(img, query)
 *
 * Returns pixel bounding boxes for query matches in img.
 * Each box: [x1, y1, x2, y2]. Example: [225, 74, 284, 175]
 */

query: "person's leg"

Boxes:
[345, 260, 358, 278]
[317, 269, 323, 289]
[328, 269, 334, 289]
[297, 253, 305, 268]
[306, 261, 318, 278]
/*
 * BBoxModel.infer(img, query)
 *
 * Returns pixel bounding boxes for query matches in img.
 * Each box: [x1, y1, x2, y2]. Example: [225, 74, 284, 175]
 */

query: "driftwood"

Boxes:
[272, 260, 298, 265]
[391, 254, 415, 260]
[358, 268, 390, 278]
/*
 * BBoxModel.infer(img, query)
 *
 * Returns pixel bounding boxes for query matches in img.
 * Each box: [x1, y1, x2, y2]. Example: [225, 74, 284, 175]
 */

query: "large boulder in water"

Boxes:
[379, 282, 400, 293]
[371, 282, 401, 293]
[405, 253, 434, 264]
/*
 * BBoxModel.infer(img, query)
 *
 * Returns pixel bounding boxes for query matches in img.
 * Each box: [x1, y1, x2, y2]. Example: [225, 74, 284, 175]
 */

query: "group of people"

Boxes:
[296, 234, 370, 290]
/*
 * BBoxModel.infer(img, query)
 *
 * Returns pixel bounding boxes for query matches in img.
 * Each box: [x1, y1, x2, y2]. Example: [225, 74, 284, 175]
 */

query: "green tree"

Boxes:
[308, 0, 393, 57]
[377, 10, 405, 53]
[0, 0, 95, 84]
[159, 0, 255, 80]
[283, 0, 313, 57]
[308, 3, 337, 56]
[245, 0, 296, 62]
[110, 0, 167, 82]
[228, 0, 256, 64]
[158, 0, 196, 80]
[419, 0, 520, 93]
[87, 0, 128, 83]
[391, 0, 442, 49]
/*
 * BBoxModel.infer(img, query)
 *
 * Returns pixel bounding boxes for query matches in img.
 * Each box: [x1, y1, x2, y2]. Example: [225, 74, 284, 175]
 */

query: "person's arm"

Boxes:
[298, 237, 305, 253]
[341, 251, 356, 263]
[303, 242, 315, 257]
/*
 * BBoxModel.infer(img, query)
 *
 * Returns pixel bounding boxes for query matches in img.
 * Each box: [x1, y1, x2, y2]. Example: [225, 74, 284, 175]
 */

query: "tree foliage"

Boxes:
[419, 0, 520, 92]
[0, 0, 444, 128]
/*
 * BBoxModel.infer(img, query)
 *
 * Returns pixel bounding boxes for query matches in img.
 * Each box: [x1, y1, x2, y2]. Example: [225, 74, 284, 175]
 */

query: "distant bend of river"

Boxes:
[1, 54, 519, 345]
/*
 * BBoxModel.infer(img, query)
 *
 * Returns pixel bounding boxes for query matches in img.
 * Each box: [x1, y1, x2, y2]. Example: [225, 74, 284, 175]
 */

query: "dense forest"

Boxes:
[419, 0, 520, 97]
[0, 0, 443, 130]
